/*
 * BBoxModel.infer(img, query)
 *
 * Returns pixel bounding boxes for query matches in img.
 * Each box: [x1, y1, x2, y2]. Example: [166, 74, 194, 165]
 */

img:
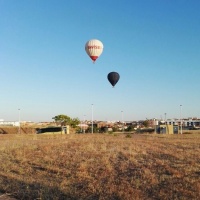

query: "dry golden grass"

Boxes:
[0, 133, 200, 200]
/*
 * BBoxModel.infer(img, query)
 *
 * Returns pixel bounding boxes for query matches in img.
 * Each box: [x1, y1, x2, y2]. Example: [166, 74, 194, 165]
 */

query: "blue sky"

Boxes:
[0, 0, 200, 122]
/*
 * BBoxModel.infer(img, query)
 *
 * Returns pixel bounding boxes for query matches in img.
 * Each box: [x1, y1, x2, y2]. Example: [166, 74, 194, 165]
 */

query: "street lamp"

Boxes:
[84, 115, 86, 134]
[180, 105, 182, 134]
[121, 111, 124, 133]
[154, 118, 157, 134]
[91, 104, 93, 134]
[18, 109, 21, 134]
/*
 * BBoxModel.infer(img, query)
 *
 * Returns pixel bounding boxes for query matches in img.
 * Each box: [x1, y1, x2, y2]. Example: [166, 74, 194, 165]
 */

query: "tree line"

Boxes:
[52, 115, 153, 133]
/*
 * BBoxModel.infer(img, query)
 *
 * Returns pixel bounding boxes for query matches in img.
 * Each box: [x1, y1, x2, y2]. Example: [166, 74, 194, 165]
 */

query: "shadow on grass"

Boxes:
[0, 174, 82, 200]
[0, 128, 7, 134]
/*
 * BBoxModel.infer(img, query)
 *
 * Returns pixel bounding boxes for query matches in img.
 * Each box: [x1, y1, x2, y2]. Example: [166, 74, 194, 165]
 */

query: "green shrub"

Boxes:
[125, 133, 132, 138]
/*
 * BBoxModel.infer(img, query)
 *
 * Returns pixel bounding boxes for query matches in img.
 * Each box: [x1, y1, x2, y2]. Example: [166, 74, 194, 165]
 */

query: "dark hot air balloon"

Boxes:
[107, 72, 120, 87]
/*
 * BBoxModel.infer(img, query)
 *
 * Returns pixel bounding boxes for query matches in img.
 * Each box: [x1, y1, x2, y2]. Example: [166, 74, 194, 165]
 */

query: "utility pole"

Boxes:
[180, 105, 182, 134]
[121, 111, 124, 133]
[91, 104, 93, 134]
[154, 118, 157, 134]
[18, 109, 21, 134]
[84, 115, 86, 134]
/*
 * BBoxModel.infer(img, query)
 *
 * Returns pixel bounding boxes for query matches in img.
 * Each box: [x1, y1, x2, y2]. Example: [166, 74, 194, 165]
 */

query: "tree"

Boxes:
[142, 120, 149, 128]
[112, 126, 118, 132]
[52, 115, 80, 129]
[126, 125, 136, 132]
[86, 125, 99, 133]
[52, 114, 71, 126]
[70, 118, 80, 128]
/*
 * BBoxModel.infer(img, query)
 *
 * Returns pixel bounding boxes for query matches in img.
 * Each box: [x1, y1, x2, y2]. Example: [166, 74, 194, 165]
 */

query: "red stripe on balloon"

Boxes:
[90, 56, 98, 61]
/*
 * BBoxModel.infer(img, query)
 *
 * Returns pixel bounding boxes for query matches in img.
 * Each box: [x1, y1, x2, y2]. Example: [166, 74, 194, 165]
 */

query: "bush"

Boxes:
[136, 128, 154, 134]
[125, 133, 132, 138]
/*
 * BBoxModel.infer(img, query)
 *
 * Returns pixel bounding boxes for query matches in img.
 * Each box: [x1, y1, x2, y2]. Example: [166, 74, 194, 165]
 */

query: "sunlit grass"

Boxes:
[0, 133, 200, 199]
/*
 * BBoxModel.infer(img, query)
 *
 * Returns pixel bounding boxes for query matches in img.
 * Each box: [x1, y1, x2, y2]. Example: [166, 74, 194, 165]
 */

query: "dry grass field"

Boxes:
[0, 133, 199, 200]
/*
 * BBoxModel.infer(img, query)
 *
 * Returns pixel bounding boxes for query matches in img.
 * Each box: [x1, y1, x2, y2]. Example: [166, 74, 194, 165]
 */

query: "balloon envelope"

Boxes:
[107, 72, 120, 87]
[85, 39, 103, 62]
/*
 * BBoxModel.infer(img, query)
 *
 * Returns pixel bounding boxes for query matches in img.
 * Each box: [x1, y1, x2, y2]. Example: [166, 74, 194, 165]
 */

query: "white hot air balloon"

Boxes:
[85, 39, 103, 63]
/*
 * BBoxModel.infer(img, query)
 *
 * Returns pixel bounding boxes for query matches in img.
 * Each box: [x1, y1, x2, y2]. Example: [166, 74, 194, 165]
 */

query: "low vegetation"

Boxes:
[0, 133, 199, 199]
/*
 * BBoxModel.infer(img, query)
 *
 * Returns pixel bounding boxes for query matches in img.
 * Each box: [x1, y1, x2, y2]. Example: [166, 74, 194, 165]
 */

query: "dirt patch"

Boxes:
[0, 126, 36, 134]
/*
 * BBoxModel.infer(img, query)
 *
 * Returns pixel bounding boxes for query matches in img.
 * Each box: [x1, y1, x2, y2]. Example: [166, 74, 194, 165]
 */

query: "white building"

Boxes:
[166, 118, 200, 128]
[0, 119, 20, 126]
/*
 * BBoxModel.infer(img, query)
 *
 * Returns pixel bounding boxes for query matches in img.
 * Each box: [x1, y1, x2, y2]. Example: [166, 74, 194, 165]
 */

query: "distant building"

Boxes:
[0, 120, 20, 126]
[156, 124, 179, 134]
[166, 118, 200, 129]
